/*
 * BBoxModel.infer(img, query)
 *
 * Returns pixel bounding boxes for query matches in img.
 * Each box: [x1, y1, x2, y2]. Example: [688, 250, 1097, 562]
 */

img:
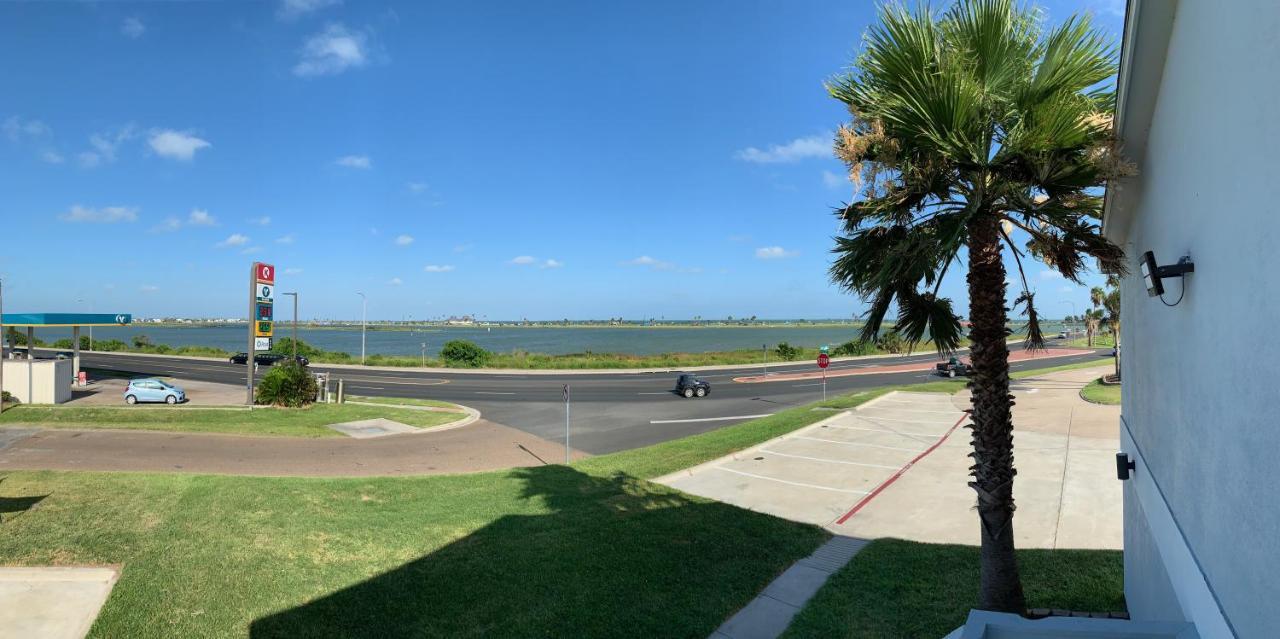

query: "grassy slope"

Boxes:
[1080, 378, 1122, 405]
[782, 539, 1124, 638]
[0, 403, 466, 437]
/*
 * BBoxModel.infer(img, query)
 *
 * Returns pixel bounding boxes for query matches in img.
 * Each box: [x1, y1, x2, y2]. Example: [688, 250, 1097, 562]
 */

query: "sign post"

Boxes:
[563, 384, 571, 464]
[247, 262, 275, 406]
[817, 352, 830, 402]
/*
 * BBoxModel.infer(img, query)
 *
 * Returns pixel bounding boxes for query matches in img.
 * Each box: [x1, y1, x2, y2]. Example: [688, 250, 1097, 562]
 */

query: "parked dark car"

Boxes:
[230, 352, 309, 366]
[935, 356, 970, 378]
[674, 373, 711, 398]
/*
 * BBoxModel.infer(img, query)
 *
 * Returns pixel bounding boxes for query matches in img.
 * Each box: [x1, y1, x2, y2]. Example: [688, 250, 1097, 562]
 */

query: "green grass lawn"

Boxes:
[343, 395, 460, 409]
[0, 402, 467, 437]
[783, 539, 1125, 638]
[1080, 378, 1122, 405]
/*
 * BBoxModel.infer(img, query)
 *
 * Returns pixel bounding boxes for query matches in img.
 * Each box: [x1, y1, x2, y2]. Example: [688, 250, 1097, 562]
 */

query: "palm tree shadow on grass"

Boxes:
[250, 465, 824, 639]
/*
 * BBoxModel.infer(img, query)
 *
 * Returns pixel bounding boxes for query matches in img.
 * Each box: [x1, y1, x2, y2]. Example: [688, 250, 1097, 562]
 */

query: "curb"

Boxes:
[343, 400, 482, 433]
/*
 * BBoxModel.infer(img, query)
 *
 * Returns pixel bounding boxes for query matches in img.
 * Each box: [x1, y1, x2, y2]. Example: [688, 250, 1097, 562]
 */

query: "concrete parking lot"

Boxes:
[65, 376, 245, 406]
[658, 367, 1121, 550]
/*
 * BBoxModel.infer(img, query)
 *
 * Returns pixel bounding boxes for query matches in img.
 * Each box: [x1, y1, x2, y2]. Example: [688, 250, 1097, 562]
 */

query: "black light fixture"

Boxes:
[1140, 250, 1195, 298]
[1116, 452, 1136, 481]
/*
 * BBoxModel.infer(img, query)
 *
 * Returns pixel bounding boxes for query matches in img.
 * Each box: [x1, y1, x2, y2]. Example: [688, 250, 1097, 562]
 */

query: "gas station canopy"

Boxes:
[1, 313, 132, 327]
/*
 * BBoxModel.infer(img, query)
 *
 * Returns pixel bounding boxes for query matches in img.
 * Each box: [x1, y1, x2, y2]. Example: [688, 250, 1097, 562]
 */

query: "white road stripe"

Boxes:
[637, 392, 671, 395]
[649, 413, 772, 424]
[791, 383, 824, 387]
[712, 466, 869, 494]
[474, 391, 516, 395]
[759, 449, 899, 470]
[796, 436, 922, 452]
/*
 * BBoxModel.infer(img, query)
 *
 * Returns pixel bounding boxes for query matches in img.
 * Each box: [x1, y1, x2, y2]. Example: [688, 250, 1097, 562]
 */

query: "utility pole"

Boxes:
[563, 384, 571, 464]
[283, 292, 298, 360]
[421, 342, 426, 367]
[357, 292, 367, 365]
[762, 343, 768, 376]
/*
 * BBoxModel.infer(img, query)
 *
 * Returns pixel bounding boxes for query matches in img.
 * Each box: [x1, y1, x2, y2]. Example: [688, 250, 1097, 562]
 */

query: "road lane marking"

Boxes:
[637, 392, 671, 395]
[712, 467, 869, 494]
[474, 391, 516, 395]
[795, 436, 921, 452]
[649, 413, 772, 424]
[791, 383, 824, 387]
[759, 449, 899, 470]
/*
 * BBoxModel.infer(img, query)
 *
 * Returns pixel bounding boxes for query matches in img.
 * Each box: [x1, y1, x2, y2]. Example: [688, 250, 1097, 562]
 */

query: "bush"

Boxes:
[831, 340, 875, 356]
[254, 361, 318, 407]
[875, 332, 906, 354]
[51, 338, 75, 349]
[132, 334, 153, 349]
[440, 340, 491, 368]
[94, 339, 129, 352]
[774, 342, 800, 361]
[271, 337, 322, 360]
[1, 390, 17, 405]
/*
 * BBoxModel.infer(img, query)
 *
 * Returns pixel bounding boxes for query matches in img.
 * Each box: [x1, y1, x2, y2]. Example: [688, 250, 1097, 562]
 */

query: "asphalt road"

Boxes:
[46, 346, 1112, 454]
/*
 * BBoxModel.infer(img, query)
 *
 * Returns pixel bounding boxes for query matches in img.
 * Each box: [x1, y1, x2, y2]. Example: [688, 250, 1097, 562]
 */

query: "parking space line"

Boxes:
[825, 424, 942, 438]
[760, 449, 899, 470]
[796, 436, 921, 452]
[834, 413, 970, 525]
[713, 467, 868, 494]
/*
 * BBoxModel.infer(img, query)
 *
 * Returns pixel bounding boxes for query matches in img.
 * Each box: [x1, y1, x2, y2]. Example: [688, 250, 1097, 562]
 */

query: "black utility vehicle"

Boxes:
[674, 373, 711, 398]
[935, 356, 970, 378]
[230, 352, 310, 366]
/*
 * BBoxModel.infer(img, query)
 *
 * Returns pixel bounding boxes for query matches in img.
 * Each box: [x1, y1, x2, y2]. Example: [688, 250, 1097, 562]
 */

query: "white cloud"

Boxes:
[140, 285, 159, 292]
[293, 23, 371, 77]
[755, 246, 797, 259]
[277, 0, 341, 20]
[120, 17, 145, 39]
[250, 216, 272, 226]
[275, 234, 296, 244]
[40, 150, 64, 164]
[152, 217, 183, 233]
[406, 181, 428, 193]
[241, 246, 263, 255]
[387, 277, 403, 286]
[453, 243, 473, 253]
[335, 154, 371, 169]
[216, 233, 250, 248]
[735, 134, 830, 164]
[625, 255, 674, 270]
[187, 209, 216, 226]
[58, 205, 138, 223]
[284, 267, 304, 275]
[148, 129, 211, 161]
[394, 234, 414, 246]
[542, 259, 563, 269]
[424, 265, 455, 273]
[822, 170, 845, 189]
[1039, 270, 1064, 280]
[79, 124, 137, 167]
[510, 255, 536, 265]
[3, 116, 50, 141]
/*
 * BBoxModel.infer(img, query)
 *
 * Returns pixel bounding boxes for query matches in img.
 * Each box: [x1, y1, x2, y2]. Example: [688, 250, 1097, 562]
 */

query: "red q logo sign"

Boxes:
[256, 263, 275, 284]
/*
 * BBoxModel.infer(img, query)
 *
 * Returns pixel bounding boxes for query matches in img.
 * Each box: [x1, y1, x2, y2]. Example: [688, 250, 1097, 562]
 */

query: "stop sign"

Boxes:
[817, 353, 830, 368]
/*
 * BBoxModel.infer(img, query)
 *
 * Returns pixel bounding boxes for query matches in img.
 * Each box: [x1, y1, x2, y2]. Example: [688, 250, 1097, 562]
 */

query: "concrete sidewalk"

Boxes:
[660, 366, 1121, 549]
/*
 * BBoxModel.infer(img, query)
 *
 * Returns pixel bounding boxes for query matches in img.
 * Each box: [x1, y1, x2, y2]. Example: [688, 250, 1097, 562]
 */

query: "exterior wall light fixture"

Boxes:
[1140, 250, 1194, 306]
[1116, 452, 1136, 481]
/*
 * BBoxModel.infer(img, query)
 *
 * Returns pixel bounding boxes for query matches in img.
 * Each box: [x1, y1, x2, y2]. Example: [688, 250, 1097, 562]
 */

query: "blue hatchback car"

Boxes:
[124, 378, 186, 405]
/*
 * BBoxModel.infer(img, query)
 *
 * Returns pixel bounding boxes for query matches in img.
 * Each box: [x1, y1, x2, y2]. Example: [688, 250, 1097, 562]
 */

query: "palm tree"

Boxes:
[1083, 308, 1103, 347]
[1091, 281, 1121, 375]
[826, 0, 1128, 612]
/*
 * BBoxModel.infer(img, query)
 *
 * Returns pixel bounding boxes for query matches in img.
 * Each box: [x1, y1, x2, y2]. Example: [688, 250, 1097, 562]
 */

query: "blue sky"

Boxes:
[0, 0, 1123, 321]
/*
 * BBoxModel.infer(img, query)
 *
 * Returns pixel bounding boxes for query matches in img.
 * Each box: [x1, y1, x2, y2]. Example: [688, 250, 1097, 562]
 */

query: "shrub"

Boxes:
[254, 361, 318, 407]
[875, 332, 906, 354]
[51, 338, 75, 349]
[440, 340, 491, 368]
[270, 337, 323, 360]
[832, 339, 875, 356]
[132, 335, 153, 349]
[1, 390, 17, 405]
[774, 342, 800, 361]
[94, 339, 129, 352]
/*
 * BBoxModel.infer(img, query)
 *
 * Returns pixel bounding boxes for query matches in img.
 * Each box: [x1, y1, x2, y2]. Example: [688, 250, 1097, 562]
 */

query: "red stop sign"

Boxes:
[817, 353, 830, 368]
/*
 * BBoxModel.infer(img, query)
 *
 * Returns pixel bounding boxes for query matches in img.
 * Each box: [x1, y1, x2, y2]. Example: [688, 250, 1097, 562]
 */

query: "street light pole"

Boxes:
[356, 292, 366, 365]
[283, 292, 298, 361]
[421, 342, 426, 367]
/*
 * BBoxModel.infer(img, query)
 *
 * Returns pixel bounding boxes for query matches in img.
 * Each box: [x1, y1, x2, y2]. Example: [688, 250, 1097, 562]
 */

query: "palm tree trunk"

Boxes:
[965, 212, 1027, 613]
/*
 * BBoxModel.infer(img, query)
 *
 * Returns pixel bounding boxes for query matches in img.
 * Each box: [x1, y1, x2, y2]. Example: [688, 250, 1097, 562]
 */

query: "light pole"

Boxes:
[356, 292, 366, 365]
[282, 292, 298, 360]
[421, 342, 426, 367]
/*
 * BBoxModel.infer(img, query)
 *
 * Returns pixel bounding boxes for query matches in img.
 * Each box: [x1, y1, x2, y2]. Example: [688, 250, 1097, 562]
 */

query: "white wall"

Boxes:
[1, 359, 72, 404]
[1114, 1, 1280, 636]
